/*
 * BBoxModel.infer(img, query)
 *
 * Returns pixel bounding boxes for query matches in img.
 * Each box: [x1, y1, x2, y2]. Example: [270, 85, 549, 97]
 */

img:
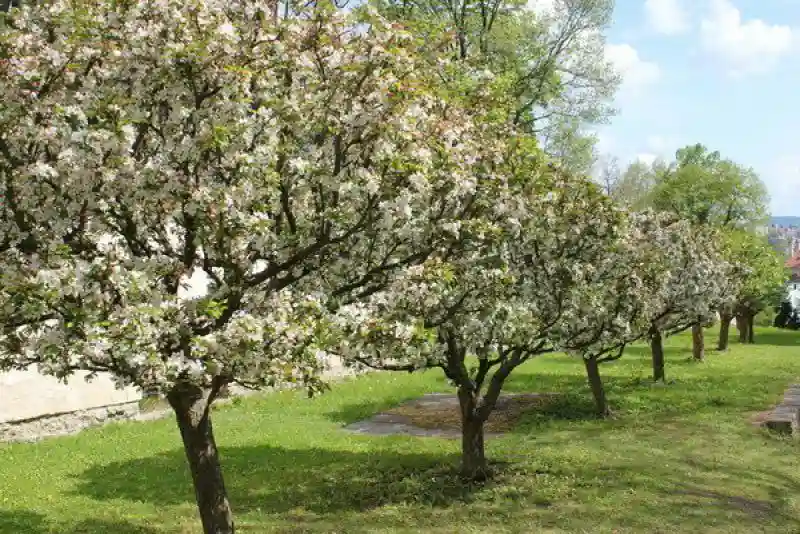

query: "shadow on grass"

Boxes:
[750, 329, 800, 348]
[326, 384, 602, 430]
[61, 518, 159, 534]
[73, 445, 485, 515]
[0, 509, 46, 533]
[325, 395, 426, 425]
[329, 358, 793, 435]
[664, 460, 800, 525]
[0, 510, 157, 534]
[71, 441, 800, 532]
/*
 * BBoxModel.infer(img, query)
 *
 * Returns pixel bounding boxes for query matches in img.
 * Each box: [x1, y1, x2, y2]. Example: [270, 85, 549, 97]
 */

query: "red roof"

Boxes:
[787, 255, 800, 269]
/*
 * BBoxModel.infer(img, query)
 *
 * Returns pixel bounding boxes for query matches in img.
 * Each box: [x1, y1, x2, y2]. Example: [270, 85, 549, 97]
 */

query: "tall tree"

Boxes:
[369, 0, 619, 173]
[651, 144, 769, 230]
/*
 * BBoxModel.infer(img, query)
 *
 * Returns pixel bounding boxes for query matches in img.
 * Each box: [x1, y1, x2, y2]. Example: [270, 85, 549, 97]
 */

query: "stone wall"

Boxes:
[0, 355, 359, 442]
[0, 401, 140, 442]
[0, 366, 142, 441]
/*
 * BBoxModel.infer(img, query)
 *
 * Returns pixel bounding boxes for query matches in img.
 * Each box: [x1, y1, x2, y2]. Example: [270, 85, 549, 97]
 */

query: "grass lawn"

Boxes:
[1, 327, 800, 533]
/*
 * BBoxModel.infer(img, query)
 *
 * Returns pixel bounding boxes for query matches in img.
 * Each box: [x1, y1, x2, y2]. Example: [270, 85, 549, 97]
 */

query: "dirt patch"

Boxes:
[387, 393, 559, 433]
[673, 487, 774, 519]
[345, 393, 560, 438]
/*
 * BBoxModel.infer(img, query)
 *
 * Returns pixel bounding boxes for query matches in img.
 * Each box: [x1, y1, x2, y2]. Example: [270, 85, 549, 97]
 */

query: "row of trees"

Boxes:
[600, 143, 787, 351]
[0, 1, 788, 533]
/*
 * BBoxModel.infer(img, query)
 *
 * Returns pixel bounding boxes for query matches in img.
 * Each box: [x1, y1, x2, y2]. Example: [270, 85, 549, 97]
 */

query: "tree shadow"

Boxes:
[328, 357, 792, 436]
[0, 509, 46, 533]
[751, 329, 800, 348]
[0, 509, 157, 534]
[58, 518, 159, 534]
[620, 344, 700, 365]
[325, 394, 426, 425]
[73, 445, 486, 516]
[326, 384, 602, 432]
[662, 461, 800, 527]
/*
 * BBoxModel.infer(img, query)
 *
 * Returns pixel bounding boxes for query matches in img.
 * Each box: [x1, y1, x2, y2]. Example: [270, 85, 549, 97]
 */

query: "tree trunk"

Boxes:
[718, 313, 731, 351]
[737, 313, 748, 343]
[167, 383, 234, 534]
[457, 388, 488, 482]
[583, 356, 610, 417]
[747, 312, 755, 344]
[650, 329, 665, 382]
[735, 314, 744, 341]
[691, 323, 705, 361]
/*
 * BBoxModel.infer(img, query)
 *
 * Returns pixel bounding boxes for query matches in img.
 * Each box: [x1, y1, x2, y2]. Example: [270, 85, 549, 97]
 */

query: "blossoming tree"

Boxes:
[333, 163, 624, 480]
[0, 2, 496, 532]
[641, 218, 729, 381]
[554, 212, 671, 416]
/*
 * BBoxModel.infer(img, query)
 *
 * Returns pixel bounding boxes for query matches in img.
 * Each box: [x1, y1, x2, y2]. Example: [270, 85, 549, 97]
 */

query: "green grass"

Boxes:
[1, 327, 800, 533]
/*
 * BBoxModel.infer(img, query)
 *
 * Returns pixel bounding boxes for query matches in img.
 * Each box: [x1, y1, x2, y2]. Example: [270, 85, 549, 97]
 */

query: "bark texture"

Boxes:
[717, 313, 732, 351]
[691, 324, 705, 361]
[457, 387, 489, 482]
[167, 382, 234, 534]
[583, 357, 610, 417]
[737, 312, 754, 344]
[650, 329, 665, 382]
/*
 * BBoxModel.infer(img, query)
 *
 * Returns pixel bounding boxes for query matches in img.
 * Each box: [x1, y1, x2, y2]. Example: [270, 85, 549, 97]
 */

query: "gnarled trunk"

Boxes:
[583, 356, 610, 417]
[167, 383, 234, 534]
[457, 387, 488, 482]
[747, 312, 755, 344]
[718, 312, 732, 351]
[650, 328, 665, 382]
[691, 323, 705, 361]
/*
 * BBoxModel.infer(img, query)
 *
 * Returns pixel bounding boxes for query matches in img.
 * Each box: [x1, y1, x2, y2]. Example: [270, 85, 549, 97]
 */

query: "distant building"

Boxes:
[769, 225, 800, 258]
[787, 254, 800, 291]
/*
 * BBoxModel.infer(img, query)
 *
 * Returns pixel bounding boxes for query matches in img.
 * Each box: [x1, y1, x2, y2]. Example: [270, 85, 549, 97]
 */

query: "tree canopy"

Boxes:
[650, 143, 770, 229]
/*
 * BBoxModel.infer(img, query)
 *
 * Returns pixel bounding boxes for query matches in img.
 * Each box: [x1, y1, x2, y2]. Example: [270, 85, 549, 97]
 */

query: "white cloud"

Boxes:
[526, 0, 555, 16]
[605, 44, 662, 94]
[635, 153, 658, 166]
[594, 131, 616, 154]
[645, 135, 679, 156]
[644, 0, 689, 35]
[700, 0, 793, 76]
[632, 136, 681, 167]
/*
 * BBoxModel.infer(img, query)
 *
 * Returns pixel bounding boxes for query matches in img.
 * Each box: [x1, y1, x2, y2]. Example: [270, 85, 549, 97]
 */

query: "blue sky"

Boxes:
[597, 0, 799, 216]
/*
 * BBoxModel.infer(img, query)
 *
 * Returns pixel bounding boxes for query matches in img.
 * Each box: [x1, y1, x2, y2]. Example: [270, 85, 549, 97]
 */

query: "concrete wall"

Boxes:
[0, 367, 141, 424]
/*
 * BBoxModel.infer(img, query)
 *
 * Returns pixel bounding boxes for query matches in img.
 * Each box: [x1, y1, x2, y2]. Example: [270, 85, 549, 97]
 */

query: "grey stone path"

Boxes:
[763, 384, 800, 435]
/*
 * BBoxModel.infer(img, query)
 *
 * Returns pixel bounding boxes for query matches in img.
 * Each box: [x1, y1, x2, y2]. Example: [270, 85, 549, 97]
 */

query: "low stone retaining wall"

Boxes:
[0, 356, 362, 442]
[0, 401, 141, 442]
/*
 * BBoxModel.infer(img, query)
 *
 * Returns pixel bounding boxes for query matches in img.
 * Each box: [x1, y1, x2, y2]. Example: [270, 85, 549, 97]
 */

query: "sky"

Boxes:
[594, 0, 799, 217]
